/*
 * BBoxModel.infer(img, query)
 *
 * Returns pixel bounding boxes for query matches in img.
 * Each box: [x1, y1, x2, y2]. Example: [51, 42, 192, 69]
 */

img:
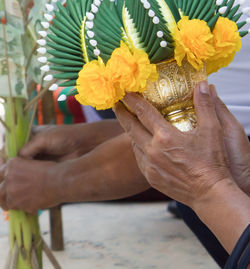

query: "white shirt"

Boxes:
[209, 2, 250, 135]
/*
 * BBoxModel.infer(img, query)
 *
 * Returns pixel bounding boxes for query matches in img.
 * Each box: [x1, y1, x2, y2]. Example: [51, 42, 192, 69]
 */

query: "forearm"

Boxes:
[193, 179, 250, 254]
[56, 133, 149, 203]
[74, 119, 124, 153]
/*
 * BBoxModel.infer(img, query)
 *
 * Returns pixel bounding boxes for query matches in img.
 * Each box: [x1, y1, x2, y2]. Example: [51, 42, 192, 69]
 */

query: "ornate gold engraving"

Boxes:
[144, 60, 207, 132]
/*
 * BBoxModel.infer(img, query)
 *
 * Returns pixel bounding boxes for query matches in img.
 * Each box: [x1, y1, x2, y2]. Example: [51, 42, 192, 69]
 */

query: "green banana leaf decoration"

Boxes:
[175, 0, 249, 35]
[37, 0, 249, 108]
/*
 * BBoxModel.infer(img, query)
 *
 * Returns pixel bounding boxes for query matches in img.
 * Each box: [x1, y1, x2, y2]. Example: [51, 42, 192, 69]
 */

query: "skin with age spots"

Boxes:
[114, 81, 250, 254]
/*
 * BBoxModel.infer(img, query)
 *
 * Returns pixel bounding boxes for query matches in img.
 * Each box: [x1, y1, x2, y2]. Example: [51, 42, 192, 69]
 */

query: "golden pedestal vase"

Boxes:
[143, 60, 207, 132]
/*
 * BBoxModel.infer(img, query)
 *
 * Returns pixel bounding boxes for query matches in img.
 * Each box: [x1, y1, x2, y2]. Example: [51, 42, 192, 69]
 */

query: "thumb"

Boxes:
[193, 81, 219, 129]
[209, 85, 242, 131]
[19, 136, 46, 158]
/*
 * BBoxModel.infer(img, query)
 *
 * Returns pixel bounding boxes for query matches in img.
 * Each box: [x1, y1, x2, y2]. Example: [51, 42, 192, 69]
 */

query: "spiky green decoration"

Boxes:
[175, 0, 249, 35]
[37, 0, 249, 94]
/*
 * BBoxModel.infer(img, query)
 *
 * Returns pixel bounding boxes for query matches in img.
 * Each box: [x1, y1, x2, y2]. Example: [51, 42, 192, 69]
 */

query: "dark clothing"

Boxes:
[177, 137, 250, 268]
[95, 109, 116, 119]
[177, 205, 250, 269]
[224, 224, 250, 269]
[177, 202, 229, 268]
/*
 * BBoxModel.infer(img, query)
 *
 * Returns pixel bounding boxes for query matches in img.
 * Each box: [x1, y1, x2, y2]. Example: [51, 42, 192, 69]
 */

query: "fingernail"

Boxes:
[200, 81, 209, 95]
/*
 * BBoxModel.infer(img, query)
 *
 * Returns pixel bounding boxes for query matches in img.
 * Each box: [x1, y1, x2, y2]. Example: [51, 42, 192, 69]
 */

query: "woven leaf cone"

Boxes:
[41, 0, 249, 131]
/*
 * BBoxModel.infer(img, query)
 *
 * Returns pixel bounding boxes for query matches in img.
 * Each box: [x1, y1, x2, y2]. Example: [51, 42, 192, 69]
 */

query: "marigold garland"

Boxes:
[206, 17, 242, 75]
[75, 59, 124, 110]
[75, 17, 242, 110]
[76, 42, 158, 110]
[107, 42, 159, 93]
[173, 16, 215, 71]
[173, 16, 242, 74]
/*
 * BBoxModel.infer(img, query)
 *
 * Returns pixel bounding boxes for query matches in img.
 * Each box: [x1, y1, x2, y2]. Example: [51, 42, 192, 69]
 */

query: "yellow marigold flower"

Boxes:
[173, 16, 215, 71]
[207, 17, 241, 75]
[107, 42, 159, 93]
[75, 59, 125, 110]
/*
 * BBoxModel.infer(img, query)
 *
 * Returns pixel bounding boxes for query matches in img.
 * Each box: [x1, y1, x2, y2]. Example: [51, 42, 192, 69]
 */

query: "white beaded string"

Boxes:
[84, 0, 107, 57]
[140, 0, 167, 48]
[215, 0, 250, 35]
[37, 0, 62, 91]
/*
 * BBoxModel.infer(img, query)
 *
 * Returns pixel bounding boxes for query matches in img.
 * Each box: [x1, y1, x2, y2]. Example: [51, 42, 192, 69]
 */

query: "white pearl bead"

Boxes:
[160, 41, 167, 47]
[94, 0, 101, 6]
[38, 31, 47, 38]
[45, 4, 54, 12]
[37, 39, 46, 46]
[216, 0, 223, 6]
[58, 94, 67, 102]
[94, 49, 101, 56]
[219, 6, 227, 14]
[90, 39, 98, 46]
[44, 13, 53, 21]
[38, 57, 47, 63]
[144, 2, 150, 9]
[153, 16, 160, 24]
[49, 84, 58, 92]
[157, 31, 164, 38]
[37, 47, 47, 54]
[148, 10, 155, 17]
[86, 21, 94, 29]
[44, 74, 53, 81]
[87, 30, 95, 38]
[91, 4, 99, 13]
[40, 65, 50, 72]
[41, 22, 50, 29]
[86, 12, 95, 20]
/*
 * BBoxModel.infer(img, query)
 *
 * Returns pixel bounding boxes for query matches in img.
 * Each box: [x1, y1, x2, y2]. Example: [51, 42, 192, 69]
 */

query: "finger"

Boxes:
[32, 125, 50, 135]
[193, 81, 220, 130]
[114, 102, 152, 150]
[19, 136, 45, 158]
[0, 164, 6, 184]
[0, 181, 8, 211]
[210, 85, 243, 131]
[122, 93, 176, 135]
[131, 141, 148, 174]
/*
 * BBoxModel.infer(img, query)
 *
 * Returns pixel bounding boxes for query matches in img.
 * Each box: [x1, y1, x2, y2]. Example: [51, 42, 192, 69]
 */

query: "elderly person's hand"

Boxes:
[114, 81, 236, 208]
[0, 134, 148, 214]
[0, 158, 61, 214]
[20, 120, 123, 162]
[210, 85, 250, 196]
[114, 81, 250, 254]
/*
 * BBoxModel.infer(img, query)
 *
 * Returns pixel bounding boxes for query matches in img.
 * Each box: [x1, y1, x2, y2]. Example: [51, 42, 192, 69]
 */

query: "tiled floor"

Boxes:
[0, 202, 219, 269]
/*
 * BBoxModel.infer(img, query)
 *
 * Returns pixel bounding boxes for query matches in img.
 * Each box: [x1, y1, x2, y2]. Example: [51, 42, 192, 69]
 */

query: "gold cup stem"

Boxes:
[144, 59, 207, 132]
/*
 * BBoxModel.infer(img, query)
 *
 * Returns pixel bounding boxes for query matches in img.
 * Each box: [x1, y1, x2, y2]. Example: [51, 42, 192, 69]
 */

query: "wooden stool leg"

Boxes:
[49, 205, 64, 251]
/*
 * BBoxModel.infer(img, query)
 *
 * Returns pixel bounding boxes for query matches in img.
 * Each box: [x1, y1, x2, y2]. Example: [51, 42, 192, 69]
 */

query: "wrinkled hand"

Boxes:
[20, 120, 123, 161]
[0, 157, 63, 214]
[210, 85, 250, 195]
[114, 81, 237, 208]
